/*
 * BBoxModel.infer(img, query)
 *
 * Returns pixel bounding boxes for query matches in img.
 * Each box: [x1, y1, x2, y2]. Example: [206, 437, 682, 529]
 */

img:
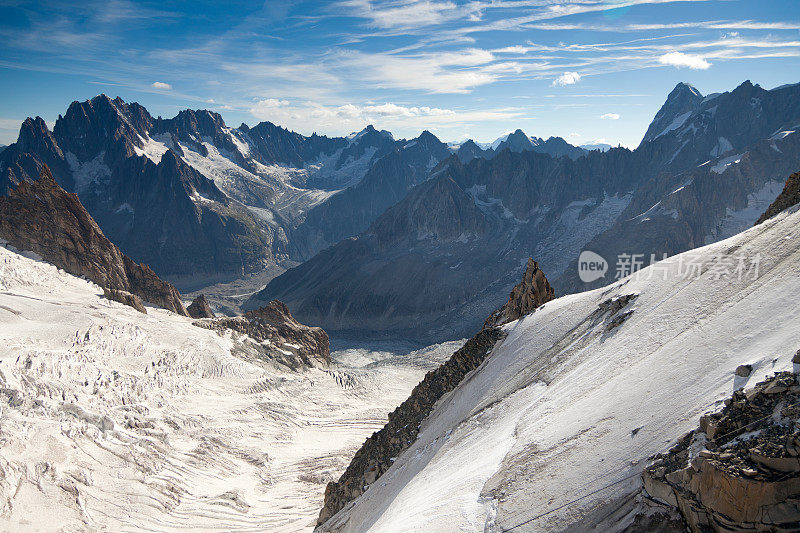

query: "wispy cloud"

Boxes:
[601, 113, 620, 120]
[151, 81, 172, 90]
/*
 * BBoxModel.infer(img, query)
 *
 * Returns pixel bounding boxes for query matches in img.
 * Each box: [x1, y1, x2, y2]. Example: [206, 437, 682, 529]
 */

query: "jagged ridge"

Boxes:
[0, 166, 187, 314]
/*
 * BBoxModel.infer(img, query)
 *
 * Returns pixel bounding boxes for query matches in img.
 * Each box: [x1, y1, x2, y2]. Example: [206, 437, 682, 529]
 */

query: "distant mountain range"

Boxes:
[0, 96, 588, 278]
[3, 80, 799, 341]
[251, 80, 800, 340]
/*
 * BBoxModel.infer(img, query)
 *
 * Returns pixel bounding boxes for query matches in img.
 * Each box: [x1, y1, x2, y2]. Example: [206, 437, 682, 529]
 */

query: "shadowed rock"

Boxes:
[0, 166, 187, 315]
[187, 295, 215, 318]
[103, 288, 147, 314]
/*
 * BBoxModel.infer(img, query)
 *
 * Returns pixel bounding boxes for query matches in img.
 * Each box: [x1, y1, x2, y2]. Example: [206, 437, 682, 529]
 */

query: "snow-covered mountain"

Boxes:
[318, 195, 800, 532]
[253, 80, 800, 341]
[0, 241, 461, 530]
[0, 96, 450, 278]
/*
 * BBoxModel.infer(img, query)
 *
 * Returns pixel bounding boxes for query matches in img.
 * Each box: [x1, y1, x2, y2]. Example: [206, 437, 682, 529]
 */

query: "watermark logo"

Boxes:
[577, 250, 762, 283]
[578, 250, 608, 283]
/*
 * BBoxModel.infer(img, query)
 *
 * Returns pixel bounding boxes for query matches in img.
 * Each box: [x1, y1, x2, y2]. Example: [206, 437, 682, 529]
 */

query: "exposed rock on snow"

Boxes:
[103, 287, 146, 313]
[187, 294, 215, 318]
[317, 327, 504, 525]
[0, 165, 187, 315]
[197, 300, 330, 368]
[484, 258, 554, 328]
[756, 170, 800, 224]
[641, 371, 800, 531]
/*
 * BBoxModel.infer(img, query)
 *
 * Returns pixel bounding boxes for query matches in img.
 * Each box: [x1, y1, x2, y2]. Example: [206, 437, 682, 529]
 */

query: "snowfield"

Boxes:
[0, 247, 456, 531]
[321, 205, 800, 532]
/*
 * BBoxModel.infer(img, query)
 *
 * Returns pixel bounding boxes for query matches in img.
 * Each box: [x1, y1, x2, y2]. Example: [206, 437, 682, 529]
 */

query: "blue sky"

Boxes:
[1, 0, 799, 147]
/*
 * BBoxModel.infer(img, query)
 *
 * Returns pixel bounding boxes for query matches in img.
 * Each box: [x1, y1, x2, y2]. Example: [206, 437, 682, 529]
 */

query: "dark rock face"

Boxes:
[641, 371, 800, 532]
[187, 295, 215, 318]
[103, 288, 147, 314]
[640, 82, 703, 145]
[484, 258, 554, 328]
[455, 139, 487, 163]
[317, 327, 504, 526]
[252, 146, 643, 340]
[0, 166, 187, 315]
[756, 170, 800, 224]
[198, 300, 329, 368]
[557, 132, 800, 294]
[290, 130, 452, 259]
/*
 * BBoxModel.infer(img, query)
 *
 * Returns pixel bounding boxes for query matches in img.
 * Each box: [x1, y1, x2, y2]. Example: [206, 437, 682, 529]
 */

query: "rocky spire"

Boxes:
[484, 257, 555, 328]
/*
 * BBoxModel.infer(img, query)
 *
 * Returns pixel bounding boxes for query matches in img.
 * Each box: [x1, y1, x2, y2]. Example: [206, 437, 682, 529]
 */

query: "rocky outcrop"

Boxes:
[197, 300, 329, 368]
[317, 327, 504, 526]
[641, 371, 800, 531]
[484, 258, 554, 327]
[103, 288, 147, 313]
[0, 166, 188, 315]
[756, 170, 800, 224]
[187, 295, 215, 318]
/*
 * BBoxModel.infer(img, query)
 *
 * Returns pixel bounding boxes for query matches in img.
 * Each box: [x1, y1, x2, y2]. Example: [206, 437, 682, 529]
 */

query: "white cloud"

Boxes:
[568, 132, 581, 138]
[601, 113, 620, 120]
[552, 72, 581, 86]
[249, 98, 290, 116]
[335, 49, 497, 94]
[151, 81, 172, 90]
[658, 51, 711, 70]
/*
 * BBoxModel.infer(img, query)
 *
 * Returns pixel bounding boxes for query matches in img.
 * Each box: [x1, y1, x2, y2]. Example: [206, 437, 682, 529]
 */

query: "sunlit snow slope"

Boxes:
[0, 247, 455, 532]
[321, 205, 800, 532]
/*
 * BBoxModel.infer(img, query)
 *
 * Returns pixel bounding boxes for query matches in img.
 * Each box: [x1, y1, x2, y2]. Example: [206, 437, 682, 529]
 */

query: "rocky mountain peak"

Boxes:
[17, 117, 61, 156]
[455, 139, 486, 162]
[414, 129, 441, 146]
[497, 129, 535, 153]
[168, 108, 227, 138]
[484, 258, 555, 327]
[640, 82, 704, 144]
[54, 95, 153, 160]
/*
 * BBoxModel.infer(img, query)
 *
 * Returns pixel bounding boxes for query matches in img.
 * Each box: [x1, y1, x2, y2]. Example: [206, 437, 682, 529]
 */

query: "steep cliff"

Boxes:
[484, 258, 555, 328]
[0, 166, 187, 315]
[317, 261, 554, 524]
